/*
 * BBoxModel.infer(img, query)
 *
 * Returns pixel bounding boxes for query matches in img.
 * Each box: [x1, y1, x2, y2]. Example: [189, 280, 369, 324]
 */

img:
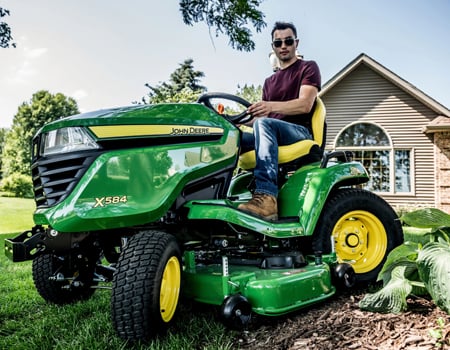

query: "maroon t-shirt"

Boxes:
[262, 59, 321, 127]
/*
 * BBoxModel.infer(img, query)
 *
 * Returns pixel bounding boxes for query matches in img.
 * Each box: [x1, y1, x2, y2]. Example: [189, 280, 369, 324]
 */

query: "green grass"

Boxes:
[0, 197, 35, 234]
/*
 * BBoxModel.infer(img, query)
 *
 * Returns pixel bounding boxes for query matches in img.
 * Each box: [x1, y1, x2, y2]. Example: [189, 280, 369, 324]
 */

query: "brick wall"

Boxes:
[435, 132, 450, 212]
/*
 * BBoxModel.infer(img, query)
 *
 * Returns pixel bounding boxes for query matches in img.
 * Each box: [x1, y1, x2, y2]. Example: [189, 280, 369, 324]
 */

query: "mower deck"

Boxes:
[182, 252, 335, 316]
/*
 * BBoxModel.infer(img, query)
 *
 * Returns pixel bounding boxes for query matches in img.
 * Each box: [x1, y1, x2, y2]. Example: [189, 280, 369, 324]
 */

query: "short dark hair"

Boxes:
[271, 22, 298, 39]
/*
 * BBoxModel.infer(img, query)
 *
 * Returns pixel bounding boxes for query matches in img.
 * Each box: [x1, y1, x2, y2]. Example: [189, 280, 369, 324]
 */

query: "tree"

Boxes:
[235, 83, 263, 103]
[0, 7, 15, 48]
[1, 90, 79, 177]
[0, 128, 8, 178]
[142, 58, 207, 104]
[180, 0, 266, 52]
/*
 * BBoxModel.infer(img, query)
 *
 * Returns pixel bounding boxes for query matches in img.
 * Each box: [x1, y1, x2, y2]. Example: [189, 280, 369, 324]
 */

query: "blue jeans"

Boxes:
[241, 118, 312, 197]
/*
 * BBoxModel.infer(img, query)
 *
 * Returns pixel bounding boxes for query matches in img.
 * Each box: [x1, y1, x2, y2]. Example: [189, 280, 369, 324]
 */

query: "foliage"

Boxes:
[179, 0, 266, 52]
[142, 58, 206, 104]
[0, 127, 8, 178]
[235, 83, 263, 103]
[417, 242, 450, 314]
[359, 208, 450, 315]
[429, 317, 448, 347]
[1, 90, 79, 177]
[1, 130, 28, 177]
[148, 88, 203, 104]
[0, 173, 33, 198]
[359, 265, 413, 314]
[0, 128, 6, 145]
[0, 7, 15, 48]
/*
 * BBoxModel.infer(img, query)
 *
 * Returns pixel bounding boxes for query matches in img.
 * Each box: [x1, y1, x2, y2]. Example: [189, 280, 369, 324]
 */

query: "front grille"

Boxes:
[31, 151, 101, 208]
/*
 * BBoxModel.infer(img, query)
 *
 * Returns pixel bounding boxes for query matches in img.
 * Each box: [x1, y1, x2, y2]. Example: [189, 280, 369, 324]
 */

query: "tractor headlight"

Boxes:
[41, 127, 100, 156]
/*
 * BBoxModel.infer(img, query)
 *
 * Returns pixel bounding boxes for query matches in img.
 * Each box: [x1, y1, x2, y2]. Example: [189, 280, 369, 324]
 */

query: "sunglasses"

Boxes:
[272, 37, 296, 48]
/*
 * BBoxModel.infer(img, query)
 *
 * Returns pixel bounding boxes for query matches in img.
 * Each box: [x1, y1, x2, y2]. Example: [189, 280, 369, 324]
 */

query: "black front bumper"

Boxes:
[4, 226, 45, 262]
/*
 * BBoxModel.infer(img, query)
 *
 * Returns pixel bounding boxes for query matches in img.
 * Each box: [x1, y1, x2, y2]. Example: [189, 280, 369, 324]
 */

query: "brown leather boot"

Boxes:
[238, 193, 278, 221]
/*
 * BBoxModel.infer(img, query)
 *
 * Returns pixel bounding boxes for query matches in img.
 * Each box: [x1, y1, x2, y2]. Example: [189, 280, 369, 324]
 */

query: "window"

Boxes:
[336, 123, 411, 193]
[394, 150, 411, 192]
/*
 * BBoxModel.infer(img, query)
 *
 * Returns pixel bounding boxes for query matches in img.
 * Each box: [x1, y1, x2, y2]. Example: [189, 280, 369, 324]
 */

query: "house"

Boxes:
[319, 53, 450, 212]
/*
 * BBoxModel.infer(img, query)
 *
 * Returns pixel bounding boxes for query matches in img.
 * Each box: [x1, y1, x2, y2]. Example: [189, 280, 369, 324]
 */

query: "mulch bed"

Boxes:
[234, 289, 450, 350]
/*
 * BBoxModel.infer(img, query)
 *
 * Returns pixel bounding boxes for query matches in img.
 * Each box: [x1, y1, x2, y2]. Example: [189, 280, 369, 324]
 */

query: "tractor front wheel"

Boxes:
[313, 188, 403, 284]
[32, 253, 98, 304]
[111, 230, 181, 342]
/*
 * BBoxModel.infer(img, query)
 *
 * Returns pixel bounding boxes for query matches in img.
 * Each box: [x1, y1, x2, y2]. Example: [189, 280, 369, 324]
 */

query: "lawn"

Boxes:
[0, 197, 35, 234]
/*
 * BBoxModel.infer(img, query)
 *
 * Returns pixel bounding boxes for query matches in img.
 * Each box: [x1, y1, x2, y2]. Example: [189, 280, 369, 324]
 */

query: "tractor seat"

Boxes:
[238, 97, 326, 170]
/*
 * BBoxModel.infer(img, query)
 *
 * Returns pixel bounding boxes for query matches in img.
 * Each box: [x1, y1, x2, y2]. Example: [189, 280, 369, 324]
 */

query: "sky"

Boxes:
[0, 0, 449, 128]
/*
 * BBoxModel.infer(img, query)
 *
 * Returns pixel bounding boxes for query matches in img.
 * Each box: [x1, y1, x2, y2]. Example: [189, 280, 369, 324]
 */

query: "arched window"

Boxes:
[337, 123, 390, 147]
[335, 123, 411, 193]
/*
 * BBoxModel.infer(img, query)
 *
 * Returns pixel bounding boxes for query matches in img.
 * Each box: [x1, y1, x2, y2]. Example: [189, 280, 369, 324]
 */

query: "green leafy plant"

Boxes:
[359, 208, 450, 314]
[429, 317, 447, 347]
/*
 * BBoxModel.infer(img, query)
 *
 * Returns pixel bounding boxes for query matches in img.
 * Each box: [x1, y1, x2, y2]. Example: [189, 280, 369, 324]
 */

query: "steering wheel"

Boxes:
[197, 92, 253, 124]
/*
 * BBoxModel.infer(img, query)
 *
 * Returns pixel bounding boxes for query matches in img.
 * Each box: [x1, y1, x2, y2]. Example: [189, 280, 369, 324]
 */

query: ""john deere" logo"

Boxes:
[170, 127, 211, 135]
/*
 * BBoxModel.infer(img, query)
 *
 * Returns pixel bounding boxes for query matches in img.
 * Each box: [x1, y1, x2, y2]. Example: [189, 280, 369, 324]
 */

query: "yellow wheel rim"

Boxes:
[333, 210, 387, 274]
[160, 256, 181, 323]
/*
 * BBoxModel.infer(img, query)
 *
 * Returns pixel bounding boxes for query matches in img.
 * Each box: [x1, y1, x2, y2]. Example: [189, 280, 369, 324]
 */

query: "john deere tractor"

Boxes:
[5, 93, 403, 341]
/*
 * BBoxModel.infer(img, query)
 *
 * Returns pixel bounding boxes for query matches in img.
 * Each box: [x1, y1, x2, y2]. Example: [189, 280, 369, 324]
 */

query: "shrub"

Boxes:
[359, 208, 450, 315]
[1, 173, 33, 198]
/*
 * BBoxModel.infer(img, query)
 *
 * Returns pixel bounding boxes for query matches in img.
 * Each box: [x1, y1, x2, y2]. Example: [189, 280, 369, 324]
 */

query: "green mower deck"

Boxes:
[182, 251, 335, 316]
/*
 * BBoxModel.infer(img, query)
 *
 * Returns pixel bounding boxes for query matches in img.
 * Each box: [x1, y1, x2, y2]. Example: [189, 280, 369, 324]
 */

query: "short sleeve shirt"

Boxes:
[262, 59, 321, 126]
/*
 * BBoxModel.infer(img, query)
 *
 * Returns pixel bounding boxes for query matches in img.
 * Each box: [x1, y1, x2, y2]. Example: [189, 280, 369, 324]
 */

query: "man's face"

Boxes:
[272, 28, 298, 63]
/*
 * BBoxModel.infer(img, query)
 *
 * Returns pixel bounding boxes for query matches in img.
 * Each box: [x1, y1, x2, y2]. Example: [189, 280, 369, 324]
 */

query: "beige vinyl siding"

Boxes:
[321, 63, 437, 209]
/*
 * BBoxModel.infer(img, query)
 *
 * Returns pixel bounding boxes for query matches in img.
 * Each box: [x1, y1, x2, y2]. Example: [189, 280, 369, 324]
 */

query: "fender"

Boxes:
[278, 161, 369, 236]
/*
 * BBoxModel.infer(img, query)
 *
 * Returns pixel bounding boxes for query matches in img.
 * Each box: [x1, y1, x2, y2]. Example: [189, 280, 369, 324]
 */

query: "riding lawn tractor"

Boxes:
[5, 93, 403, 341]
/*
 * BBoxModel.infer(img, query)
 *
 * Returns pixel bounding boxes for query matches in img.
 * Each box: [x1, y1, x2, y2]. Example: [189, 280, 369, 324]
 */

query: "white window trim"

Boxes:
[334, 122, 414, 195]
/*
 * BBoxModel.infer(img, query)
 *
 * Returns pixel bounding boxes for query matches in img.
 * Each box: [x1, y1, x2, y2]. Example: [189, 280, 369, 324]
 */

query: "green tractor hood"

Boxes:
[31, 103, 240, 232]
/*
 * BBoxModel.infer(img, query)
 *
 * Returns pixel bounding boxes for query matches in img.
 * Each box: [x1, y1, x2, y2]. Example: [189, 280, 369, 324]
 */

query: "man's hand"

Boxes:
[247, 101, 272, 118]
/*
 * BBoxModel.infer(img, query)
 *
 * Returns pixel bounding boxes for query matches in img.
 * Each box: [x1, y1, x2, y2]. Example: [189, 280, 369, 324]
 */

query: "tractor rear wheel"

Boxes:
[111, 230, 181, 342]
[313, 188, 403, 284]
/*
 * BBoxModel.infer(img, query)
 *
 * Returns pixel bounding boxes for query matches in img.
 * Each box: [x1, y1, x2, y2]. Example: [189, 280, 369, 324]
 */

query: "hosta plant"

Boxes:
[359, 208, 450, 314]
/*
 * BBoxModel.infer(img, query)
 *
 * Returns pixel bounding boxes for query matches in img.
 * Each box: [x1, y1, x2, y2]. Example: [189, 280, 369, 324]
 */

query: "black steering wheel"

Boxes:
[197, 92, 253, 124]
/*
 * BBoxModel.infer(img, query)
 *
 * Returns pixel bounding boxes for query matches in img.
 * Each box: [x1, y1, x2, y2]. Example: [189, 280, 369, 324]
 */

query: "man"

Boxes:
[238, 21, 321, 220]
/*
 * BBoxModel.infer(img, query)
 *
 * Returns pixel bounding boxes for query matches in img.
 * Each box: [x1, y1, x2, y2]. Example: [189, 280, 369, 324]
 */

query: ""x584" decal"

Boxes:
[94, 196, 128, 208]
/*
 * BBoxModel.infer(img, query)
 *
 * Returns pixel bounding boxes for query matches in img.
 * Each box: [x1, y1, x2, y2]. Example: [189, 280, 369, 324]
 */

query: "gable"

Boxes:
[321, 53, 450, 119]
[321, 64, 438, 149]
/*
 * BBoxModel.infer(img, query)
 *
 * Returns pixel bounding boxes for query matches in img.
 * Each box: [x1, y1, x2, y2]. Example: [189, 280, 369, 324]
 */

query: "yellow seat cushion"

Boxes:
[238, 97, 326, 170]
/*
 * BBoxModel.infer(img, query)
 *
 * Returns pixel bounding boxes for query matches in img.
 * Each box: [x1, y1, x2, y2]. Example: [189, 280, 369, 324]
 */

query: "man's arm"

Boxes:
[247, 84, 318, 118]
